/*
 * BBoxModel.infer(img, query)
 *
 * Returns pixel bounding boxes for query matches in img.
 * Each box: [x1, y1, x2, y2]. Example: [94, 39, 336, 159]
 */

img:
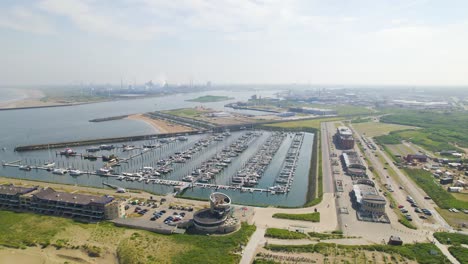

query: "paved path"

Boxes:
[433, 239, 460, 264]
[240, 227, 266, 264]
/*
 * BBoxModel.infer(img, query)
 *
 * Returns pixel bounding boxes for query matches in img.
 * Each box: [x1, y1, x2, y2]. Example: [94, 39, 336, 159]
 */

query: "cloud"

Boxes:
[38, 0, 166, 41]
[0, 6, 55, 34]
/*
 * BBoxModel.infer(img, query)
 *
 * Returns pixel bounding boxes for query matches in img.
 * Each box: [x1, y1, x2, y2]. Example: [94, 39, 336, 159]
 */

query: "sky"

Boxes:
[1, 0, 468, 86]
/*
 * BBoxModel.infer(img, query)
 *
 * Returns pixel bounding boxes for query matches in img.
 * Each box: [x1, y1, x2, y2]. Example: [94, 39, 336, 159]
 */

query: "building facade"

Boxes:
[0, 184, 125, 222]
[335, 126, 355, 150]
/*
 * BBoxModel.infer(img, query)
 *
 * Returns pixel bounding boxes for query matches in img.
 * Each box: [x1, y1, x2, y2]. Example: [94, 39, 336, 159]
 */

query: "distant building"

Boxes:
[288, 107, 337, 116]
[448, 187, 463, 193]
[0, 184, 125, 222]
[440, 177, 454, 185]
[405, 154, 428, 163]
[276, 112, 295, 117]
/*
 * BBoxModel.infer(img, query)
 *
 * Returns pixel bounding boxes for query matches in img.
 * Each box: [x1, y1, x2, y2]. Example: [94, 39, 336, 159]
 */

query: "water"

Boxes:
[0, 89, 315, 207]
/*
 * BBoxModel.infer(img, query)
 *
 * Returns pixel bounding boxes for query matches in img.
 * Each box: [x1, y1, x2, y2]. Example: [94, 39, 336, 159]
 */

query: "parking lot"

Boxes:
[124, 198, 197, 226]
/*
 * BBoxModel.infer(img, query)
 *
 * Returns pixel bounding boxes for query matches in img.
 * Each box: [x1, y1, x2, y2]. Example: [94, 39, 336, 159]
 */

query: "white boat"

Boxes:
[182, 175, 195, 182]
[44, 162, 55, 168]
[69, 170, 82, 176]
[52, 168, 67, 175]
[97, 167, 112, 175]
[123, 146, 135, 152]
[19, 165, 31, 171]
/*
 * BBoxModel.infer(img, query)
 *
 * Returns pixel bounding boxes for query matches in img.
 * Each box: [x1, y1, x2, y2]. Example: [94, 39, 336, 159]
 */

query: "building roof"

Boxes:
[337, 126, 353, 136]
[362, 194, 387, 205]
[33, 188, 114, 205]
[353, 184, 378, 204]
[0, 184, 37, 196]
[342, 151, 364, 168]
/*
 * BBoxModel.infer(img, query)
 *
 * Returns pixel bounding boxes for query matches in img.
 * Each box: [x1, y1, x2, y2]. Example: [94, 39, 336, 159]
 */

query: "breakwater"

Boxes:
[89, 115, 129, 122]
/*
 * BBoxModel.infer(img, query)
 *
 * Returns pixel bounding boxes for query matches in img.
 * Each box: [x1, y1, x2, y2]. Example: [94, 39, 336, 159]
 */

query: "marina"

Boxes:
[2, 130, 309, 195]
[0, 90, 314, 206]
[1, 129, 315, 206]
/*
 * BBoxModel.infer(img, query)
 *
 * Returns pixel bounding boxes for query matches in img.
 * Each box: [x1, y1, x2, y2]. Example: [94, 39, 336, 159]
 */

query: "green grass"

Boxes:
[352, 122, 417, 137]
[0, 209, 256, 264]
[380, 111, 468, 151]
[163, 108, 204, 118]
[448, 246, 468, 263]
[272, 212, 320, 222]
[186, 95, 234, 102]
[403, 168, 468, 209]
[308, 231, 345, 240]
[0, 210, 72, 248]
[265, 242, 449, 264]
[434, 232, 468, 246]
[171, 223, 256, 264]
[265, 228, 308, 239]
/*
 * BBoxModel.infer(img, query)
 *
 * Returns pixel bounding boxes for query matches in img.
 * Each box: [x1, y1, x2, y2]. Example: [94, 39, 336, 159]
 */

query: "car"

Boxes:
[405, 215, 412, 221]
[180, 212, 186, 217]
[399, 186, 404, 189]
[419, 215, 428, 219]
[424, 196, 431, 200]
[150, 217, 156, 221]
[398, 205, 404, 208]
[400, 209, 408, 213]
[173, 212, 179, 215]
[160, 210, 167, 214]
[411, 203, 418, 207]
[423, 210, 432, 216]
[188, 207, 193, 212]
[415, 208, 422, 213]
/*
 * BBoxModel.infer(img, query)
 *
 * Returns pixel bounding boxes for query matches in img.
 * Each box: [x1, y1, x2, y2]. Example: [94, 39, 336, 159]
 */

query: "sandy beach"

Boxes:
[127, 114, 194, 134]
[0, 88, 64, 109]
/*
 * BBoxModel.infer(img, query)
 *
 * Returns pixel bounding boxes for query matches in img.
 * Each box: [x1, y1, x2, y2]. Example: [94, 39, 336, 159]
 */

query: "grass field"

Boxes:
[264, 117, 343, 130]
[352, 122, 418, 137]
[272, 212, 320, 222]
[452, 193, 468, 202]
[264, 228, 308, 239]
[385, 144, 415, 158]
[308, 231, 345, 240]
[265, 242, 448, 264]
[448, 246, 468, 263]
[163, 108, 205, 118]
[434, 232, 468, 245]
[186, 95, 234, 103]
[0, 210, 256, 264]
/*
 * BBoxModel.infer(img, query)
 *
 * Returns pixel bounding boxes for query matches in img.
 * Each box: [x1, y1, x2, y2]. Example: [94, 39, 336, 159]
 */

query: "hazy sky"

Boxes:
[1, 0, 467, 86]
